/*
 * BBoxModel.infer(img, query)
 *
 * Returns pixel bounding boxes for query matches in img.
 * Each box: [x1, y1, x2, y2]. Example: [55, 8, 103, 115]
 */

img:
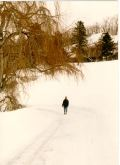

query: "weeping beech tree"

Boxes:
[0, 1, 83, 111]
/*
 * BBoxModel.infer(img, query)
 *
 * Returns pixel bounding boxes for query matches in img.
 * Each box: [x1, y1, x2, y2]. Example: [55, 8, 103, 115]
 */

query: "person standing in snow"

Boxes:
[62, 96, 69, 115]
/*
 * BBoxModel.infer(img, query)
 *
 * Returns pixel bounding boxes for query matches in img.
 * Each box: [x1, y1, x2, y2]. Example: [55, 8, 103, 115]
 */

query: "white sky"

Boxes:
[46, 1, 118, 28]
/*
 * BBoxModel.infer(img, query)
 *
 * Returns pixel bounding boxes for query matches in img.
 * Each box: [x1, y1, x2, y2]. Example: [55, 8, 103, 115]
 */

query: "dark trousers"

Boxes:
[64, 107, 68, 114]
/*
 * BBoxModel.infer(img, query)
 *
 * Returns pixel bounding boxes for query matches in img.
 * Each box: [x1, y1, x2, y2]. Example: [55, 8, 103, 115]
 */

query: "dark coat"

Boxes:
[62, 99, 69, 108]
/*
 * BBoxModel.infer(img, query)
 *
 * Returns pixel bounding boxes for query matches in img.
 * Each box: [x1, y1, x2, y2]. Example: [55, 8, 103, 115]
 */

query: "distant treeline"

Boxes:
[86, 16, 118, 36]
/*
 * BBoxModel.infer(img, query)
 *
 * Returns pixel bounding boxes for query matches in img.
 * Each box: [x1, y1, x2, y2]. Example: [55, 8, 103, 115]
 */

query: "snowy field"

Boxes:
[0, 61, 118, 165]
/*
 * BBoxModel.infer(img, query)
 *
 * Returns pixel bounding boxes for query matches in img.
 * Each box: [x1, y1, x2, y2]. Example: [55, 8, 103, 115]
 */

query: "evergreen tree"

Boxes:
[101, 32, 115, 59]
[72, 21, 87, 50]
[72, 21, 88, 61]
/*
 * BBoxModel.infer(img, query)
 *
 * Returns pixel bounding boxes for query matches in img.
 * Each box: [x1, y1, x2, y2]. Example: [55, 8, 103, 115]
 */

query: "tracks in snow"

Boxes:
[5, 109, 62, 165]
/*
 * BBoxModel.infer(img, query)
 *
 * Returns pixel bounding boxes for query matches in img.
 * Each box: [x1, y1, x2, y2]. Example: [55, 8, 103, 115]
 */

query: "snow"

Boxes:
[0, 61, 118, 165]
[88, 33, 118, 45]
[88, 33, 102, 45]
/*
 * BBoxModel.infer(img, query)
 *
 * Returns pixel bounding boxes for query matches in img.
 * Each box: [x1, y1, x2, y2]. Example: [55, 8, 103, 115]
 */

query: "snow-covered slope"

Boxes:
[0, 61, 118, 165]
[88, 33, 118, 45]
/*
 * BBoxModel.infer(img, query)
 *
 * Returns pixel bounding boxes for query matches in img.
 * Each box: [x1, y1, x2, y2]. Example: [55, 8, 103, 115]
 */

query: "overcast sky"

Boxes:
[46, 1, 118, 28]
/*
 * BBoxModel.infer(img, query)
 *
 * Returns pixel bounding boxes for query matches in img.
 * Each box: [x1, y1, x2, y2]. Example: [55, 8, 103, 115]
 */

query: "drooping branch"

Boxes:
[0, 1, 83, 111]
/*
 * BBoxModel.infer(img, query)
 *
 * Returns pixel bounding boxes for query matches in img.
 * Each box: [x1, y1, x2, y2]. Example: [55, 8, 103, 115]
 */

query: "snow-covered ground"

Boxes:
[88, 33, 118, 45]
[0, 61, 118, 165]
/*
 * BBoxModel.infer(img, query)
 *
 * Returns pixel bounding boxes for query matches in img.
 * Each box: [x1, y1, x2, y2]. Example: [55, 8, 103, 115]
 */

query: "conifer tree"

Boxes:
[72, 21, 87, 47]
[72, 21, 88, 61]
[101, 32, 115, 59]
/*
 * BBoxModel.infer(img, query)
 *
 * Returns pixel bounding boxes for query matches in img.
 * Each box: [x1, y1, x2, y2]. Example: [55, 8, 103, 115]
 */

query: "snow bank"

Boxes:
[88, 33, 118, 45]
[88, 33, 102, 45]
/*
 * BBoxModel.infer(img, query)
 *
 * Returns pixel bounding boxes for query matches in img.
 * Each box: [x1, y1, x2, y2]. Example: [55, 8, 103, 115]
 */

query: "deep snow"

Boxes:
[0, 61, 118, 165]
